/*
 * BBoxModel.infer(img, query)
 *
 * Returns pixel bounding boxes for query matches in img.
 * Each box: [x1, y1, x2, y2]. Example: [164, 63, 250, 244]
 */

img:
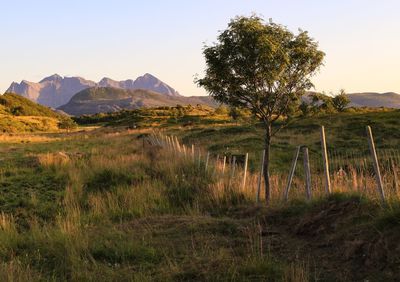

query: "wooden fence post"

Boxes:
[242, 153, 249, 190]
[205, 152, 210, 171]
[174, 136, 181, 153]
[256, 150, 266, 203]
[303, 147, 312, 201]
[198, 149, 202, 167]
[391, 159, 398, 195]
[320, 126, 331, 195]
[191, 144, 195, 161]
[366, 126, 386, 203]
[168, 136, 176, 152]
[228, 156, 236, 189]
[222, 156, 226, 174]
[214, 154, 220, 175]
[284, 146, 301, 201]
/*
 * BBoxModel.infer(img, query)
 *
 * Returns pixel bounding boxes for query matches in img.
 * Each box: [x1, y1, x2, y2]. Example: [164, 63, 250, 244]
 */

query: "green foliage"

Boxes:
[0, 93, 67, 133]
[309, 92, 335, 114]
[57, 118, 77, 131]
[85, 168, 146, 193]
[74, 105, 225, 127]
[299, 100, 311, 116]
[197, 15, 325, 129]
[0, 93, 62, 118]
[214, 105, 229, 115]
[228, 106, 250, 121]
[332, 89, 351, 112]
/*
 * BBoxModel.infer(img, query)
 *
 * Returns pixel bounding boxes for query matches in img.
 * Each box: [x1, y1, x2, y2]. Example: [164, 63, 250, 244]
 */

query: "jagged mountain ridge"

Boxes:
[58, 87, 217, 116]
[6, 73, 181, 108]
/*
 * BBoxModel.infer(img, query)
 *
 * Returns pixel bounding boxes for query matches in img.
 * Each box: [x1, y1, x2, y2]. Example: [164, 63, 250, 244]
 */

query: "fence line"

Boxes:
[145, 125, 395, 204]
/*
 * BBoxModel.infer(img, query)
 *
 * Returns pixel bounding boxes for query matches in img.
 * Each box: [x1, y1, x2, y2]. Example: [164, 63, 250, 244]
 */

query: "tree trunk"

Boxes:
[263, 124, 272, 205]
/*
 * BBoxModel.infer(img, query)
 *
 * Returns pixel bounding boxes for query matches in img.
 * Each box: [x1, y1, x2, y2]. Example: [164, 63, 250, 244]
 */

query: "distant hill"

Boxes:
[347, 92, 400, 108]
[6, 73, 181, 108]
[0, 93, 67, 133]
[302, 92, 400, 108]
[0, 93, 64, 118]
[58, 87, 218, 116]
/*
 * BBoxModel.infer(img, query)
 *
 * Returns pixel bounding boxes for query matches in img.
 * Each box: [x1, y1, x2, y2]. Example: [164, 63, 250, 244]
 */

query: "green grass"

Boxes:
[0, 129, 293, 281]
[0, 108, 400, 280]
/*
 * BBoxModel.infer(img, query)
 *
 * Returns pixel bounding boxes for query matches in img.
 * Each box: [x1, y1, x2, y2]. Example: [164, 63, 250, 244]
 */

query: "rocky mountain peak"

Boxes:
[39, 74, 63, 83]
[5, 73, 182, 108]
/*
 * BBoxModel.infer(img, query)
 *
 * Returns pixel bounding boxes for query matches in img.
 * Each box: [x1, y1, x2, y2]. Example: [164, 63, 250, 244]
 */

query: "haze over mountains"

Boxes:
[58, 87, 217, 116]
[6, 73, 181, 108]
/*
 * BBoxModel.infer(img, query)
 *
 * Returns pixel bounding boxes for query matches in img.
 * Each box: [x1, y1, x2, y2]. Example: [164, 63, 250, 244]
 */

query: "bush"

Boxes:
[58, 118, 78, 132]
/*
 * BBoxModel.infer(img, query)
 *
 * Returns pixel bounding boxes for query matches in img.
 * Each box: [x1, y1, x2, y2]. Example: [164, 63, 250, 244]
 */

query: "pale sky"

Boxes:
[1, 0, 399, 96]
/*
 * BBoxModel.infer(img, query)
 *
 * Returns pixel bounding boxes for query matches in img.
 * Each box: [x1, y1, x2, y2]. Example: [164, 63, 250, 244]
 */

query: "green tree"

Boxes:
[299, 101, 311, 116]
[10, 106, 24, 116]
[214, 105, 229, 115]
[196, 15, 324, 203]
[332, 89, 350, 112]
[228, 106, 248, 121]
[310, 92, 335, 114]
[58, 118, 77, 132]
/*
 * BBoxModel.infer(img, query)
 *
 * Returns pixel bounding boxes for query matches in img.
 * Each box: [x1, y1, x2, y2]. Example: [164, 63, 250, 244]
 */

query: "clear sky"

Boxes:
[1, 0, 399, 96]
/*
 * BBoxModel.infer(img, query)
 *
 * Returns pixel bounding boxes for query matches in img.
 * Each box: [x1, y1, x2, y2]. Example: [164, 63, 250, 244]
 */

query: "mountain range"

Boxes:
[58, 87, 217, 116]
[6, 73, 180, 108]
[5, 73, 400, 116]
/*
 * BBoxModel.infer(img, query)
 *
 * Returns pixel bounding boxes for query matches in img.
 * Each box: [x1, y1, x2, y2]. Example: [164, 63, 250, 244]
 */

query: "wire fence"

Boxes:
[146, 126, 398, 204]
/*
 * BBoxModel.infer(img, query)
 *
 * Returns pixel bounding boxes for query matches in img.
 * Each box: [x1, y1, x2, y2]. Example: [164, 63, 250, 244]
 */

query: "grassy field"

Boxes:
[0, 128, 305, 281]
[0, 108, 400, 281]
[87, 106, 400, 201]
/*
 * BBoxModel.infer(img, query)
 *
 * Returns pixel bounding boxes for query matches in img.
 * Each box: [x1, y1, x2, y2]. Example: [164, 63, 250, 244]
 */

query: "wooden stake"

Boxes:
[242, 153, 249, 190]
[174, 136, 181, 153]
[284, 146, 300, 201]
[391, 159, 398, 195]
[169, 136, 175, 151]
[366, 126, 386, 203]
[198, 149, 202, 167]
[228, 156, 236, 189]
[256, 150, 266, 203]
[191, 144, 195, 160]
[303, 147, 312, 201]
[214, 154, 219, 175]
[205, 152, 210, 171]
[320, 126, 331, 195]
[222, 156, 226, 174]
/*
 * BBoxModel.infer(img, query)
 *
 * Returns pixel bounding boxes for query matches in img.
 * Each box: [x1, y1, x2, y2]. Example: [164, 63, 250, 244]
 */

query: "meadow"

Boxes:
[0, 107, 400, 281]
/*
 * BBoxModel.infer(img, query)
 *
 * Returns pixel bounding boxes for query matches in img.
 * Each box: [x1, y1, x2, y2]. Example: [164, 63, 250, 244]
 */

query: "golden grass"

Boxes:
[0, 259, 42, 282]
[0, 213, 16, 234]
[0, 133, 61, 143]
